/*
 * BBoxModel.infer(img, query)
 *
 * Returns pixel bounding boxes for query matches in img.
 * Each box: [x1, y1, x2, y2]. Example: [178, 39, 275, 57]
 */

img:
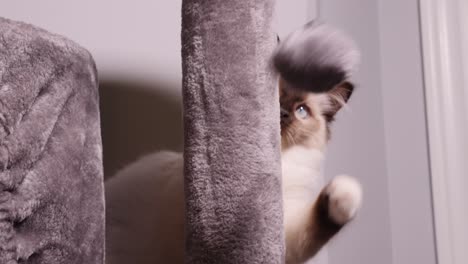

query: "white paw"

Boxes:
[325, 175, 362, 225]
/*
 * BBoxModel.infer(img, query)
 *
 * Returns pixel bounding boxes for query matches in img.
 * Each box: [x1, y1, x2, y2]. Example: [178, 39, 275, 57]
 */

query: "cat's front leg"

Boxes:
[285, 175, 362, 264]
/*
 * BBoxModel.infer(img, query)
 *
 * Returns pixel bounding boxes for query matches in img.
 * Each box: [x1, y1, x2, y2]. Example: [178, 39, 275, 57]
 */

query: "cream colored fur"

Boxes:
[106, 146, 361, 264]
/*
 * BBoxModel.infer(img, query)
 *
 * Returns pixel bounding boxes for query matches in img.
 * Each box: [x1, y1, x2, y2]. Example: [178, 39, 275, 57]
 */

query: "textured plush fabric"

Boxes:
[0, 18, 104, 263]
[181, 1, 284, 263]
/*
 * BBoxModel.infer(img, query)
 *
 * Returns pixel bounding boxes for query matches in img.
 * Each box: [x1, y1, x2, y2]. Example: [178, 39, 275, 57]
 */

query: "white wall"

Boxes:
[318, 1, 436, 264]
[379, 1, 437, 263]
[317, 1, 393, 264]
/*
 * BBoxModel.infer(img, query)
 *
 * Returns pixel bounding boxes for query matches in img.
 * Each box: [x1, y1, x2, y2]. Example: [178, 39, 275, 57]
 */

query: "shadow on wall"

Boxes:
[99, 79, 183, 179]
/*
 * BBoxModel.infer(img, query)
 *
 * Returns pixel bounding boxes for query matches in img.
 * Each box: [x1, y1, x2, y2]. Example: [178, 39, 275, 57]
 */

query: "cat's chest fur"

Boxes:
[281, 146, 325, 235]
[281, 146, 324, 203]
[106, 148, 325, 264]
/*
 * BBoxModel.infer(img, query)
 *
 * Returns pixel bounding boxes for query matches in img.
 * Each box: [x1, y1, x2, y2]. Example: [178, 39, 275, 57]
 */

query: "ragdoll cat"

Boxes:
[106, 22, 362, 264]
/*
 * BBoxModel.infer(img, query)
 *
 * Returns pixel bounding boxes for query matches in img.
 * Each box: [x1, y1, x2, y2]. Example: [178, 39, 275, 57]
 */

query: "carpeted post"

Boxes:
[181, 1, 284, 263]
[0, 17, 104, 264]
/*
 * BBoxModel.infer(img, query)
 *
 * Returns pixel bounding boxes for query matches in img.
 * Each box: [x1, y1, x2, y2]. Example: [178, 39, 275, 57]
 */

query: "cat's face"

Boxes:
[279, 78, 353, 150]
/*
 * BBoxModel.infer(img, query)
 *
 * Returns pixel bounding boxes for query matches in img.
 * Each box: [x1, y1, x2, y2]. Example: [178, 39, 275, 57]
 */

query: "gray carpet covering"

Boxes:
[0, 17, 104, 264]
[181, 1, 284, 263]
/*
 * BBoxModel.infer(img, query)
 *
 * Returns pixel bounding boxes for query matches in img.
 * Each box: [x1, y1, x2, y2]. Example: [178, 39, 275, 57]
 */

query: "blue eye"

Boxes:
[295, 105, 309, 119]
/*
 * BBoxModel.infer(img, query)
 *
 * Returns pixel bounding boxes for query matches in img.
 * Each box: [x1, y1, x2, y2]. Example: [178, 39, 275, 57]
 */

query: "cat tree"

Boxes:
[181, 0, 284, 263]
[0, 17, 104, 263]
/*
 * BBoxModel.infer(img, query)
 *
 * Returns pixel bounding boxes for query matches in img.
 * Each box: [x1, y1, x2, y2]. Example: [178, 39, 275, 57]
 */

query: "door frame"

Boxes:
[419, 0, 468, 263]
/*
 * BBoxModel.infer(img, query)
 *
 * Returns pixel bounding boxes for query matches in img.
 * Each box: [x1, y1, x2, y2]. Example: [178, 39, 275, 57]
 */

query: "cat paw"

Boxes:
[325, 175, 362, 225]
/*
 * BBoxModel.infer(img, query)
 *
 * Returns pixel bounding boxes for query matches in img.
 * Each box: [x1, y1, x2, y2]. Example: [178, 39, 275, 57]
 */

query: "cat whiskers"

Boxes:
[284, 129, 297, 146]
[284, 131, 292, 145]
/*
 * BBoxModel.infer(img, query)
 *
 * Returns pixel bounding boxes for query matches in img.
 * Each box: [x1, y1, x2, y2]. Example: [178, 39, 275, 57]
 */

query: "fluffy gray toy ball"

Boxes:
[273, 21, 360, 93]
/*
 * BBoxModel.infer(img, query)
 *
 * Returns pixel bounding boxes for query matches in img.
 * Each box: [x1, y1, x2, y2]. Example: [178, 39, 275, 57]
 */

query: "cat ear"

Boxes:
[323, 82, 354, 122]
